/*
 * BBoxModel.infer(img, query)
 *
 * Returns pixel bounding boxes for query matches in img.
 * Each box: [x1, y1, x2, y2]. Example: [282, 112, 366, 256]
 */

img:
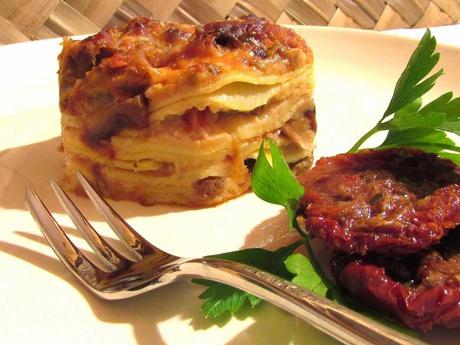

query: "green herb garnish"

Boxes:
[349, 29, 460, 162]
[284, 252, 328, 298]
[194, 279, 262, 319]
[251, 138, 304, 228]
[194, 241, 302, 318]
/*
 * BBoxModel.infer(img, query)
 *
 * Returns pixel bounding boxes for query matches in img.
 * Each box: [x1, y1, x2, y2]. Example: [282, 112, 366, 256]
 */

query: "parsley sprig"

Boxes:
[251, 138, 304, 229]
[349, 29, 460, 163]
[194, 241, 301, 318]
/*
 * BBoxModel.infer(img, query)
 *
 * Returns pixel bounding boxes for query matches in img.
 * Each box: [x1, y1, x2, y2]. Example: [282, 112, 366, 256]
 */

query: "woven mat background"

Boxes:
[1, 0, 459, 45]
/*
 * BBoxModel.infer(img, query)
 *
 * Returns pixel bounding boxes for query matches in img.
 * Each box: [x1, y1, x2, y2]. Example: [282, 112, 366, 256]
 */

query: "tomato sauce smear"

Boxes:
[298, 148, 460, 255]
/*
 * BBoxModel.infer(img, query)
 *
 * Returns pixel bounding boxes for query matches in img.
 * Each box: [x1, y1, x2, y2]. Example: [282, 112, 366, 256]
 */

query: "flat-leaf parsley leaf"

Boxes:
[284, 253, 328, 297]
[348, 29, 459, 162]
[194, 241, 302, 318]
[251, 138, 304, 228]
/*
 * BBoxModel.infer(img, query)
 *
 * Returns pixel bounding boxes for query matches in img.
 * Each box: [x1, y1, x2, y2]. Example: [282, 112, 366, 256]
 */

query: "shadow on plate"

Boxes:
[3, 211, 457, 344]
[243, 210, 301, 250]
[0, 225, 338, 345]
[0, 137, 189, 220]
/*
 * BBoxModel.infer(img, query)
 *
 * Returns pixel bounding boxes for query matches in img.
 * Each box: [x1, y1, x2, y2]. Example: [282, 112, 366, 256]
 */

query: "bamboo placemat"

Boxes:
[1, 0, 459, 45]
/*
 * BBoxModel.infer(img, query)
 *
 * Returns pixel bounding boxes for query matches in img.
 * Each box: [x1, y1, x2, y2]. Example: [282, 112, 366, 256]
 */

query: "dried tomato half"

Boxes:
[333, 230, 460, 331]
[298, 148, 460, 255]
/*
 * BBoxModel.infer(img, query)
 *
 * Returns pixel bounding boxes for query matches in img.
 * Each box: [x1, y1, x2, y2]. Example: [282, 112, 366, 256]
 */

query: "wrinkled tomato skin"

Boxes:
[336, 259, 460, 331]
[298, 149, 460, 255]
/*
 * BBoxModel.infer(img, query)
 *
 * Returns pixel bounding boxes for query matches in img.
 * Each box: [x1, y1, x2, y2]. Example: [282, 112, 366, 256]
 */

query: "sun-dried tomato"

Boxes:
[333, 230, 460, 331]
[298, 148, 460, 255]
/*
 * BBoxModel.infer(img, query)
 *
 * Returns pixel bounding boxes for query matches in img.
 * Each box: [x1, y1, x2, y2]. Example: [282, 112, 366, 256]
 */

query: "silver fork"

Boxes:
[25, 173, 426, 345]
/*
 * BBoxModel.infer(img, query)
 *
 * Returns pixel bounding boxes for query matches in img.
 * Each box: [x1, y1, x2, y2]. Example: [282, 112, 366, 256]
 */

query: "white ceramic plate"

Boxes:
[0, 26, 459, 345]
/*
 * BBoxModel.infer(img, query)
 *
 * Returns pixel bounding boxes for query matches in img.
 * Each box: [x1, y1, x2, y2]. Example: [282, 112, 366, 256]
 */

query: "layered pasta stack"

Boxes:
[58, 16, 315, 206]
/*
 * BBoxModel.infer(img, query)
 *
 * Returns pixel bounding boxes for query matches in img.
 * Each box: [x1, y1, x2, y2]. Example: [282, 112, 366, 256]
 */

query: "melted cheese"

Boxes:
[149, 68, 313, 122]
[147, 66, 308, 107]
[150, 82, 282, 122]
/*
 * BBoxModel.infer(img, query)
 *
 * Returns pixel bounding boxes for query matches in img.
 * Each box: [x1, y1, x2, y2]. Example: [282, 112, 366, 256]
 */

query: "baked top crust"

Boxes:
[59, 16, 312, 139]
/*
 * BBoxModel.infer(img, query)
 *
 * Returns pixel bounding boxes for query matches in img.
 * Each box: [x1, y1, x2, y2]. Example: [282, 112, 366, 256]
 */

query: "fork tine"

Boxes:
[50, 180, 124, 272]
[25, 186, 102, 287]
[76, 172, 157, 261]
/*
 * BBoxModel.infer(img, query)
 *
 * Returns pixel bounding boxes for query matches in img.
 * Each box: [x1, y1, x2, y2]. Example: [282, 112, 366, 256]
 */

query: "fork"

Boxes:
[25, 173, 426, 345]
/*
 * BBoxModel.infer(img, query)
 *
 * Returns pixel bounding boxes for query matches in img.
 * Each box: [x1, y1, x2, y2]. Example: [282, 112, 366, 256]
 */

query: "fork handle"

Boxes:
[173, 258, 426, 345]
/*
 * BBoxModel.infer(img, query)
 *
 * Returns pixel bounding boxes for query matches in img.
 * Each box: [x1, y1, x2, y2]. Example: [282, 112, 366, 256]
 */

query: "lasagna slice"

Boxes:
[58, 16, 316, 206]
